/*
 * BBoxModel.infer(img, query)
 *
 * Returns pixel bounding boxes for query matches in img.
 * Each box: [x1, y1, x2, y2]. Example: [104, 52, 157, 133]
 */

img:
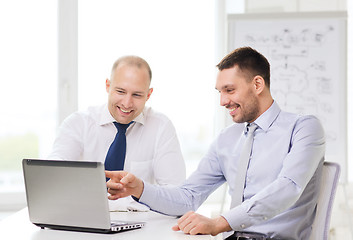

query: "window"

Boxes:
[0, 0, 57, 211]
[78, 0, 216, 175]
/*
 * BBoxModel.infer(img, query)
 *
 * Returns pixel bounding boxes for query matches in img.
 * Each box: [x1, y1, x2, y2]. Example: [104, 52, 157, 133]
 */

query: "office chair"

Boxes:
[309, 161, 340, 240]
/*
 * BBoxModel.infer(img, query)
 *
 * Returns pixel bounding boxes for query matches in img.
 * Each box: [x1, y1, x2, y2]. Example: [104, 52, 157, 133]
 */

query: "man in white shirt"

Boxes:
[49, 56, 186, 210]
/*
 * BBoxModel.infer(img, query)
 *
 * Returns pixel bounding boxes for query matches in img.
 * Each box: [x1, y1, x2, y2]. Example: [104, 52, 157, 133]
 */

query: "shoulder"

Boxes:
[143, 106, 173, 125]
[217, 123, 245, 139]
[294, 114, 325, 137]
[276, 110, 322, 129]
[208, 123, 245, 154]
[276, 111, 325, 141]
[278, 109, 323, 129]
[63, 104, 104, 125]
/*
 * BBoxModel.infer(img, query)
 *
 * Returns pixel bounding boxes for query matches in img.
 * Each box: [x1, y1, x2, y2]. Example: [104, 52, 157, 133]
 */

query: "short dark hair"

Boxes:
[216, 47, 270, 88]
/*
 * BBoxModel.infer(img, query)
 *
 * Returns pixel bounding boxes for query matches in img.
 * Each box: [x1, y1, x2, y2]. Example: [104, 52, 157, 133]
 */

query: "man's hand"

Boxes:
[172, 211, 231, 236]
[105, 171, 144, 200]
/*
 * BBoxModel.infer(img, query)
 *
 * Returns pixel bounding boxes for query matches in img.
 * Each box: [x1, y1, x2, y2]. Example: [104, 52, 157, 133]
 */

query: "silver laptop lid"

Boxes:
[22, 159, 111, 231]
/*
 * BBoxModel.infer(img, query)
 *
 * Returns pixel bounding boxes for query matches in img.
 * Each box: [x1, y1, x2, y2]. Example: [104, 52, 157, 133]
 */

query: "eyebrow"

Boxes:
[215, 84, 234, 91]
[115, 87, 146, 95]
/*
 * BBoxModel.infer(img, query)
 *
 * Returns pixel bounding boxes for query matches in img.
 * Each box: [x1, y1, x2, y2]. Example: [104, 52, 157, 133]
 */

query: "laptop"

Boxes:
[22, 159, 145, 233]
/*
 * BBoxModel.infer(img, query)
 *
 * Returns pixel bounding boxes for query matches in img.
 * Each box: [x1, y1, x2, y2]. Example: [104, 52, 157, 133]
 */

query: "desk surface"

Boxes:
[0, 209, 217, 240]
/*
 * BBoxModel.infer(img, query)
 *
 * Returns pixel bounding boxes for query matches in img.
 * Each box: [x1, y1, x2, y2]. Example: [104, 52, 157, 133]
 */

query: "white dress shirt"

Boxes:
[139, 101, 325, 239]
[49, 104, 186, 210]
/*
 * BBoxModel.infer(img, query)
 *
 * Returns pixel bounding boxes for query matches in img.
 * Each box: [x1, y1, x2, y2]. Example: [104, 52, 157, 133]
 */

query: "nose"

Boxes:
[219, 92, 230, 107]
[121, 94, 133, 109]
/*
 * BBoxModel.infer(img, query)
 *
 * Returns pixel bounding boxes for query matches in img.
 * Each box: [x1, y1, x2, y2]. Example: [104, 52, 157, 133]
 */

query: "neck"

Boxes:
[256, 91, 274, 119]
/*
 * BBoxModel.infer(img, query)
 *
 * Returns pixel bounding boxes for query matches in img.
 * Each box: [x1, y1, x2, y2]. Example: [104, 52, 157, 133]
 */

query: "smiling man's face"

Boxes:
[215, 65, 260, 123]
[106, 63, 153, 124]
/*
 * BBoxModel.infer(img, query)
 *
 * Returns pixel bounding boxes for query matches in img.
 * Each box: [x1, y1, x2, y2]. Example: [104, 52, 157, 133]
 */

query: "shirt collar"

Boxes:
[252, 100, 281, 132]
[99, 104, 146, 126]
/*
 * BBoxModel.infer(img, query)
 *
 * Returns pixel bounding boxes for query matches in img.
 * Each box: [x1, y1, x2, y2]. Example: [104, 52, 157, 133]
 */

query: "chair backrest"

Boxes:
[309, 161, 340, 240]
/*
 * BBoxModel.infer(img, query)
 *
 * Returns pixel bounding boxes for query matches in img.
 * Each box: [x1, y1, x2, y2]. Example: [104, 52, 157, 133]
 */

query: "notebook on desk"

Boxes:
[22, 159, 144, 233]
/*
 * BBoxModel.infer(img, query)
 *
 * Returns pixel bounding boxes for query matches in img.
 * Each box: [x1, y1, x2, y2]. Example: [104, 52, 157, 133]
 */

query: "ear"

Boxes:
[105, 78, 111, 93]
[253, 76, 265, 94]
[146, 88, 153, 101]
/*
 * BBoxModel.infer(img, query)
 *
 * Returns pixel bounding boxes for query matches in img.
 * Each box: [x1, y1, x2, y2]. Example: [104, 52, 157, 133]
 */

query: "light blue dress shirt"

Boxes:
[139, 101, 325, 240]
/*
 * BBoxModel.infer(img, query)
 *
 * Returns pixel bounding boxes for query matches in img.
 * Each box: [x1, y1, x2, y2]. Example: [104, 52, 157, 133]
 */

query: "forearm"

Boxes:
[139, 182, 197, 216]
[222, 176, 305, 231]
[141, 148, 225, 216]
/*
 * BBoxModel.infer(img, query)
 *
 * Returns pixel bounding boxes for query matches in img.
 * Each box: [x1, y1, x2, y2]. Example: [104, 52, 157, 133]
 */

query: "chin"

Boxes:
[232, 117, 245, 124]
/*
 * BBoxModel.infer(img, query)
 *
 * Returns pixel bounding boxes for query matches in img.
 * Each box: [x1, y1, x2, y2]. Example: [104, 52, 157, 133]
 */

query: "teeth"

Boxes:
[120, 108, 131, 113]
[228, 107, 237, 113]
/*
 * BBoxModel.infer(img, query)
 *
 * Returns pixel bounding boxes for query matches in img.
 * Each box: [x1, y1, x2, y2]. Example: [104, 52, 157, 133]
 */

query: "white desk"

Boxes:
[0, 209, 216, 240]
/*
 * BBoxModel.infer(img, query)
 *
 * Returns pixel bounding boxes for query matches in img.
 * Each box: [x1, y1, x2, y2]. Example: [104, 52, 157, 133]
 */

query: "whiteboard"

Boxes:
[227, 12, 347, 182]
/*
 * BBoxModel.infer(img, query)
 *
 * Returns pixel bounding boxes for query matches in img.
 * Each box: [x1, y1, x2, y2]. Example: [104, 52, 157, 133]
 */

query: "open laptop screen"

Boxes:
[22, 159, 112, 231]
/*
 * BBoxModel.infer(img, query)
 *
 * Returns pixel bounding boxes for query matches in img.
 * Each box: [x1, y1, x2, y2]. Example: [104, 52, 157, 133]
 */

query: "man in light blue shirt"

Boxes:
[105, 47, 325, 240]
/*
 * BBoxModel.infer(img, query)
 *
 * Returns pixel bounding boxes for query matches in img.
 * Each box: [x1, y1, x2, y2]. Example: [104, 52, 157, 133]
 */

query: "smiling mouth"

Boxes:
[118, 107, 133, 114]
[228, 105, 239, 115]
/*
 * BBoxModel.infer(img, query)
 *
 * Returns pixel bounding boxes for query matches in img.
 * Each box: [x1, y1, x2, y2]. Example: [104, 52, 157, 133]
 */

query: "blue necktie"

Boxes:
[105, 122, 131, 175]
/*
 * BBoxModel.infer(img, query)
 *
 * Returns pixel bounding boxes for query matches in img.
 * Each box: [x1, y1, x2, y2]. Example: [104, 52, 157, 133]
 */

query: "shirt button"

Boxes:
[263, 216, 268, 220]
[241, 224, 246, 228]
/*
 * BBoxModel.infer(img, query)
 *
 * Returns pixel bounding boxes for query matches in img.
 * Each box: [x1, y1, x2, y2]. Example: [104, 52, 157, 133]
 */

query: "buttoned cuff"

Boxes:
[221, 203, 252, 231]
